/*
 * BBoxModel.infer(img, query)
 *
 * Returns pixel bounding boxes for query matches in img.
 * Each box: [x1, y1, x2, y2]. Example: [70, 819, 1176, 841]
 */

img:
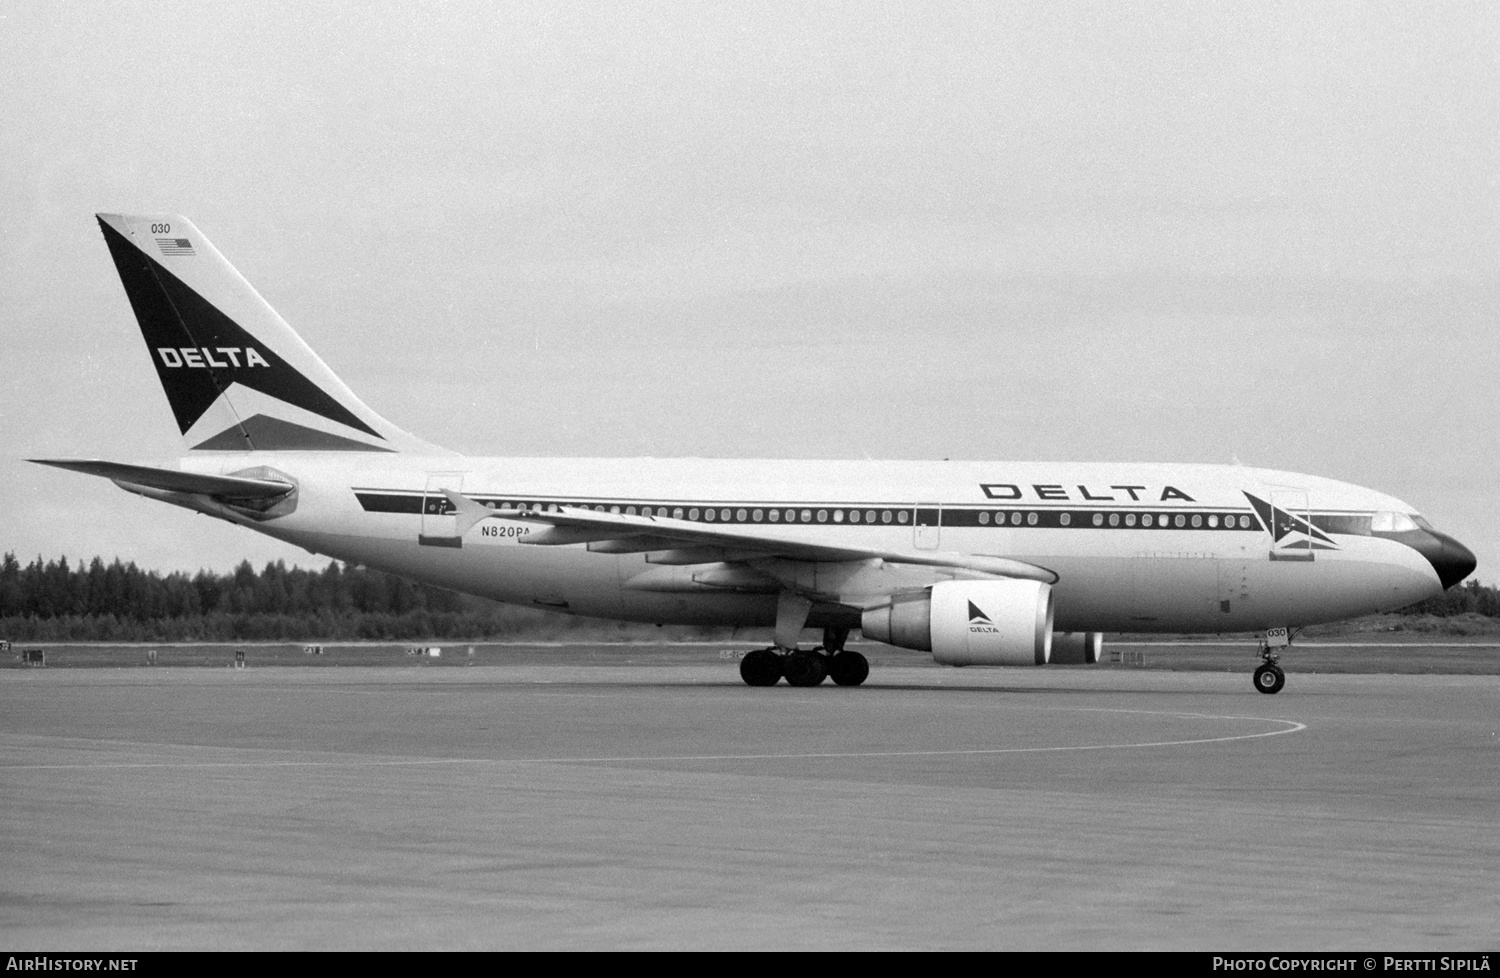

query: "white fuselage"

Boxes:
[184, 454, 1447, 635]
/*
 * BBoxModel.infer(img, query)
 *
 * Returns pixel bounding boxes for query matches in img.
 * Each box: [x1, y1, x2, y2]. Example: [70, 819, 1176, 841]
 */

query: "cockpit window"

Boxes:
[1371, 511, 1420, 534]
[1412, 515, 1435, 533]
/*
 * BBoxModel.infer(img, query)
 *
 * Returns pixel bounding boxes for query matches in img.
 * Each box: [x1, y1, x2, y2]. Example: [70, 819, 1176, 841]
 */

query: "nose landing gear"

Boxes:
[1253, 661, 1285, 694]
[1253, 627, 1290, 694]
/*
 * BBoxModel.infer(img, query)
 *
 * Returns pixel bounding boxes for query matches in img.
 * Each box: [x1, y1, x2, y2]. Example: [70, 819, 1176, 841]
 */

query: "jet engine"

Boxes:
[1050, 631, 1103, 665]
[861, 580, 1054, 666]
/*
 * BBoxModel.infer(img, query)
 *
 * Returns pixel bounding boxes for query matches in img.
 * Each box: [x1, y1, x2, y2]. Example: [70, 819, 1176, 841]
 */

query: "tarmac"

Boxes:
[2, 650, 1497, 950]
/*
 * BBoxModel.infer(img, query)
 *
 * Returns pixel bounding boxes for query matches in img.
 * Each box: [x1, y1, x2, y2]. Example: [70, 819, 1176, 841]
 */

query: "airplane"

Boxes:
[32, 213, 1477, 694]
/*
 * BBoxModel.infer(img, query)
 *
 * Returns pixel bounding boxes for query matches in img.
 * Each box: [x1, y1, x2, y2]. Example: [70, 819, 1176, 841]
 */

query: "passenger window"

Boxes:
[979, 512, 989, 525]
[1059, 513, 1071, 526]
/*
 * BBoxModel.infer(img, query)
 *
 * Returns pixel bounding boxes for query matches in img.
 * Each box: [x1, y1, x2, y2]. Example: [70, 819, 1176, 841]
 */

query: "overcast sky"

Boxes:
[1, 1, 1496, 582]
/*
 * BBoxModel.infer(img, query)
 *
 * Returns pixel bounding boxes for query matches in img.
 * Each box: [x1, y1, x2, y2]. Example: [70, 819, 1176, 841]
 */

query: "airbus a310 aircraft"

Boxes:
[34, 214, 1477, 693]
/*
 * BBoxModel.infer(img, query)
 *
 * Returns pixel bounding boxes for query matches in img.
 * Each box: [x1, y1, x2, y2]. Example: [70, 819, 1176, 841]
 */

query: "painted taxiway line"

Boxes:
[1110, 641, 1500, 648]
[0, 710, 1305, 772]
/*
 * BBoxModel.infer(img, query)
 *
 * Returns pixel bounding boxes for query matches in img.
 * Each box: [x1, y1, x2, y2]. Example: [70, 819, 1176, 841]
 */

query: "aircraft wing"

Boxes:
[30, 459, 294, 498]
[441, 489, 1057, 584]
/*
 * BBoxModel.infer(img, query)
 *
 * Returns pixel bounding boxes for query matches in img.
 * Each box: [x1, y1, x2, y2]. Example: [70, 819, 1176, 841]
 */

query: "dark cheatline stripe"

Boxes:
[350, 491, 1266, 531]
[1312, 513, 1372, 536]
[356, 492, 423, 514]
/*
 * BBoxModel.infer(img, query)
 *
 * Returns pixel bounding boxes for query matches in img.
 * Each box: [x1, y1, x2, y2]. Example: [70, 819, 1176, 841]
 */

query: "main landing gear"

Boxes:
[738, 627, 869, 687]
[1253, 627, 1290, 694]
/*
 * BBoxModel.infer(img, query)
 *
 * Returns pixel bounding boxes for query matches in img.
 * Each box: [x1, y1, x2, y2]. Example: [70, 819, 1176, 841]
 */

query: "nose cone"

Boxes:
[1426, 531, 1477, 590]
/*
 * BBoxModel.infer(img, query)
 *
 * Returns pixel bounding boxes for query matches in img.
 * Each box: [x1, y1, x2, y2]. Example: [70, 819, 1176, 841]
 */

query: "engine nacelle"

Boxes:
[1050, 631, 1103, 665]
[861, 580, 1054, 666]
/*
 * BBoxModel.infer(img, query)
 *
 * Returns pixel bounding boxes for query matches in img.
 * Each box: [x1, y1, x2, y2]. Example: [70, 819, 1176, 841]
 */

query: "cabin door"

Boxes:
[914, 504, 941, 550]
[420, 472, 467, 546]
[1267, 488, 1314, 561]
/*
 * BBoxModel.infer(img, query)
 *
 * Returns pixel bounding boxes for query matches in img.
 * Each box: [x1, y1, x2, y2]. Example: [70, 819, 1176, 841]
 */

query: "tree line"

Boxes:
[0, 552, 555, 641]
[1402, 578, 1500, 618]
[0, 551, 1493, 642]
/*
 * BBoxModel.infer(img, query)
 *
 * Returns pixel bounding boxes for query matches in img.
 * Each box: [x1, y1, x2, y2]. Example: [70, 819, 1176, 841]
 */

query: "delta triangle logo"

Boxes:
[1242, 492, 1338, 551]
[968, 600, 998, 633]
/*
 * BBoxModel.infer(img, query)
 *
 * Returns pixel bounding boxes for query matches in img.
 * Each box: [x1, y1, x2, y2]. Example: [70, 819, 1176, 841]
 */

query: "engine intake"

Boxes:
[862, 580, 1054, 666]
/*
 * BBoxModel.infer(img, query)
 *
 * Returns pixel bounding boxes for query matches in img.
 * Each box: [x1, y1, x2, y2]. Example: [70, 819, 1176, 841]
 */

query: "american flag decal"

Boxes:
[156, 237, 195, 256]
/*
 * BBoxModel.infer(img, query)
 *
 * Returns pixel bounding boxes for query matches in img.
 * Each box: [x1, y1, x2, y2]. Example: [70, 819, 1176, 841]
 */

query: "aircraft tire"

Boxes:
[783, 650, 827, 687]
[740, 649, 782, 687]
[828, 650, 869, 687]
[1253, 663, 1285, 695]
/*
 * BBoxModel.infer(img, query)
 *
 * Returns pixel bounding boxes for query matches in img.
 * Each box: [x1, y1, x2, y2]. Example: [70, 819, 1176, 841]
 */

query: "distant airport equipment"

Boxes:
[405, 645, 441, 658]
[21, 648, 44, 667]
[302, 644, 324, 655]
[146, 649, 157, 666]
[234, 649, 245, 669]
[32, 213, 1479, 694]
[0, 640, 10, 654]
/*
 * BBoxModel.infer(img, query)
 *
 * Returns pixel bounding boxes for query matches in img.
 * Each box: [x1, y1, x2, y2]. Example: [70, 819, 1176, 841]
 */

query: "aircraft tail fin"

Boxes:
[95, 213, 444, 454]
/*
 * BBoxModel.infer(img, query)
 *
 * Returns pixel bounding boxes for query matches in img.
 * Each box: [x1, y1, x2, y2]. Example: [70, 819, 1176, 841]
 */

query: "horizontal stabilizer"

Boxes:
[30, 459, 293, 498]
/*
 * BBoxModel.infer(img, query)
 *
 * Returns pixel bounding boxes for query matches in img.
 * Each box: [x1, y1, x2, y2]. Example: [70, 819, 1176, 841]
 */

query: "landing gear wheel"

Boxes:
[828, 650, 869, 687]
[740, 648, 782, 687]
[783, 650, 827, 687]
[1253, 663, 1285, 695]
